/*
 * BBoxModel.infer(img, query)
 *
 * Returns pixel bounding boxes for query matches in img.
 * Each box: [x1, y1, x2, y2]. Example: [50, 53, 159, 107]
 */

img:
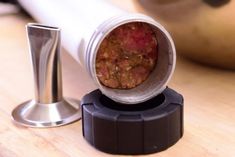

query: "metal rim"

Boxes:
[86, 13, 176, 104]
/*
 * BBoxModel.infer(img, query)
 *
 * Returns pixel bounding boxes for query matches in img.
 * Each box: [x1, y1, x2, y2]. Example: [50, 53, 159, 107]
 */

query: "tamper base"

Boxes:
[12, 99, 81, 127]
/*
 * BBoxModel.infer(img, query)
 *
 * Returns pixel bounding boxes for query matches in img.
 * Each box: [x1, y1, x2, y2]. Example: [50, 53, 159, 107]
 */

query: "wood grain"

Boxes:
[0, 1, 235, 157]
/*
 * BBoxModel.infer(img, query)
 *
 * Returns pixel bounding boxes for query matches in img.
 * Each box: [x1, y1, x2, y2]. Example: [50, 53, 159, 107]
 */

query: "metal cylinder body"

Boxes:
[27, 24, 63, 103]
[86, 14, 176, 104]
[18, 0, 176, 104]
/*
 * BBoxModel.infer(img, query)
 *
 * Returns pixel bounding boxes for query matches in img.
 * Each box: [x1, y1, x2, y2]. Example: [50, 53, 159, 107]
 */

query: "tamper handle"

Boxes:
[27, 23, 62, 104]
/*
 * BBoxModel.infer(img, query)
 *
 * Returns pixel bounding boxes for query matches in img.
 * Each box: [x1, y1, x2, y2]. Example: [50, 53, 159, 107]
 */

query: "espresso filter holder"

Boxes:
[12, 24, 81, 128]
[80, 14, 184, 154]
[79, 14, 183, 155]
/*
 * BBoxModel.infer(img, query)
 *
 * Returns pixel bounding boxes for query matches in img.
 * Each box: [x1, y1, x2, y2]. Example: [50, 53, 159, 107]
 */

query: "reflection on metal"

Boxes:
[12, 23, 81, 128]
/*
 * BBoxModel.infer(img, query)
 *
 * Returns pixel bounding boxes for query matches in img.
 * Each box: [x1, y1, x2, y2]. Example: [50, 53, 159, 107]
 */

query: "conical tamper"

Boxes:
[12, 23, 81, 127]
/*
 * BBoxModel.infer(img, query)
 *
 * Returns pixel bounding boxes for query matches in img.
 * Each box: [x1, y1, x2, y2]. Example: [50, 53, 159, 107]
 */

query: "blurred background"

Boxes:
[2, 0, 235, 69]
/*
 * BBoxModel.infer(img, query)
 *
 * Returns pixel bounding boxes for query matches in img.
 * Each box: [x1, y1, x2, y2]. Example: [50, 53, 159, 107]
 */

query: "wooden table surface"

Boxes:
[0, 1, 235, 157]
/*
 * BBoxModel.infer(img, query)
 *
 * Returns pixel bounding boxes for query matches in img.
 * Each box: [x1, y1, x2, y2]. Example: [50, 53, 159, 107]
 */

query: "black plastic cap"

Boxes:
[81, 87, 184, 155]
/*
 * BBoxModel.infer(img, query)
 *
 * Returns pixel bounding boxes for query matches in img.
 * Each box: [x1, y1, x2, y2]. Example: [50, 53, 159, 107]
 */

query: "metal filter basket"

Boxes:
[85, 14, 176, 104]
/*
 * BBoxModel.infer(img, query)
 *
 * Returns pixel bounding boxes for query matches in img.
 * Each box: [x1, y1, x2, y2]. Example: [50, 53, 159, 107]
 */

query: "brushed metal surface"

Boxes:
[12, 23, 81, 127]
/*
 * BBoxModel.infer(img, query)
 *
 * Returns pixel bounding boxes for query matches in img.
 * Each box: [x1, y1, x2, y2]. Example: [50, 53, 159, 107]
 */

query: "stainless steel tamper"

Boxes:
[12, 23, 81, 127]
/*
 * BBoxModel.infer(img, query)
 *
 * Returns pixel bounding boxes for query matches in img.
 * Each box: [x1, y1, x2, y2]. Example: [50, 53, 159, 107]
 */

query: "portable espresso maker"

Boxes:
[80, 15, 184, 154]
[16, 0, 184, 154]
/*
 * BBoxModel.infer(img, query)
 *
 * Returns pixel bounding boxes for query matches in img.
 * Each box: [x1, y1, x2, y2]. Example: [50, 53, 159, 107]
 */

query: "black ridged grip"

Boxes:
[81, 87, 184, 155]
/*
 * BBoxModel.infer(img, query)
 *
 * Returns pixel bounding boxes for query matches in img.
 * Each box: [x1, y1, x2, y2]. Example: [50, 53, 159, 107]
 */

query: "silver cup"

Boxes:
[12, 23, 81, 128]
